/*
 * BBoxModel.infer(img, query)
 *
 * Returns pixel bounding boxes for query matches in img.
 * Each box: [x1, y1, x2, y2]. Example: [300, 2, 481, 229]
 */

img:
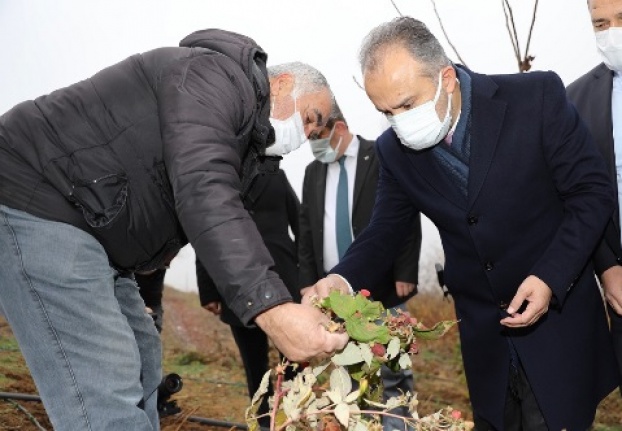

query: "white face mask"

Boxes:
[387, 71, 453, 151]
[310, 126, 343, 164]
[265, 98, 307, 156]
[596, 27, 622, 72]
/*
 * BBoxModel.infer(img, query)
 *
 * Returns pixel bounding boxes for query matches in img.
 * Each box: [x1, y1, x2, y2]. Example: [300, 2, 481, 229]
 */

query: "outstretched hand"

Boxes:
[500, 275, 552, 328]
[254, 302, 349, 362]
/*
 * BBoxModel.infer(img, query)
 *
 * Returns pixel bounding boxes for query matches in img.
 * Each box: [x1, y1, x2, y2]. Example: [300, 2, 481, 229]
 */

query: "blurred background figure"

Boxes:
[136, 269, 167, 333]
[196, 167, 300, 427]
[567, 0, 622, 390]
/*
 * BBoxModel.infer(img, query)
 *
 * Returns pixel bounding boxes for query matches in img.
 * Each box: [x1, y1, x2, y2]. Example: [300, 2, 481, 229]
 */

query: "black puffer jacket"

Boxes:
[0, 29, 291, 325]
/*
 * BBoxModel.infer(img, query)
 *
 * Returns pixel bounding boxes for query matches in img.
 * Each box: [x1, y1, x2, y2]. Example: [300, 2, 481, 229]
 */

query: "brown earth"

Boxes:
[1, 288, 621, 430]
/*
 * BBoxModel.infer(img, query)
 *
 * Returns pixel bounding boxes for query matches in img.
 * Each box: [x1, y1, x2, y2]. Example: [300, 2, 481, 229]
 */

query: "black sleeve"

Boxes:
[393, 212, 422, 285]
[159, 51, 292, 325]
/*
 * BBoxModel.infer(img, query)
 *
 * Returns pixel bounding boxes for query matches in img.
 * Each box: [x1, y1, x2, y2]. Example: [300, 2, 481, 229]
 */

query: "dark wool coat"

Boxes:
[332, 69, 618, 430]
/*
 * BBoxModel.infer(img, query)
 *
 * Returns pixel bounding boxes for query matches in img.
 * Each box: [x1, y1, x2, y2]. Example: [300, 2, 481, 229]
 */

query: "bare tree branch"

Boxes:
[352, 75, 365, 91]
[390, 0, 403, 16]
[521, 0, 539, 71]
[430, 0, 468, 66]
[502, 0, 521, 63]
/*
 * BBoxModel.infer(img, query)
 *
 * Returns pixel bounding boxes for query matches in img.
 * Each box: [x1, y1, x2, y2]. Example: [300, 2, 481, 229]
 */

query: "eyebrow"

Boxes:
[390, 96, 414, 111]
[314, 109, 324, 126]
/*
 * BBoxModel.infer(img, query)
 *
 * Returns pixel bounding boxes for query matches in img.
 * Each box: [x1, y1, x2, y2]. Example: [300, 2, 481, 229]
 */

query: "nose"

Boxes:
[304, 124, 321, 139]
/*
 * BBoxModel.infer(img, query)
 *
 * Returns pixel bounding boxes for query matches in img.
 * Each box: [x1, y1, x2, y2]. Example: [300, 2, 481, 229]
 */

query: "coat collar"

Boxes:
[467, 70, 506, 209]
[405, 68, 506, 211]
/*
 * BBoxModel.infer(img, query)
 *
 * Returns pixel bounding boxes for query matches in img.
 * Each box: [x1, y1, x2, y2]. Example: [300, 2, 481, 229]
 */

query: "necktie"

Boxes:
[336, 156, 352, 260]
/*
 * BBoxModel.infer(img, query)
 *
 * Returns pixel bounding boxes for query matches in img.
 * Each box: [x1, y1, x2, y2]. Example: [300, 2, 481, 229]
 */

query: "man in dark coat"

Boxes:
[566, 0, 622, 389]
[304, 17, 618, 430]
[197, 167, 299, 426]
[0, 29, 347, 430]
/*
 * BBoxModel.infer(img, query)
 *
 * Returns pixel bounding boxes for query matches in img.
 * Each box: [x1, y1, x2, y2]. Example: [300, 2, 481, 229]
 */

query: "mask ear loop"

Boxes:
[432, 70, 444, 104]
[333, 136, 344, 157]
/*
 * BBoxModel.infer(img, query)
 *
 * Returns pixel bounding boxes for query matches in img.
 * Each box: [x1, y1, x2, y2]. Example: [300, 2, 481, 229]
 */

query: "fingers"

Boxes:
[500, 276, 551, 328]
[605, 290, 622, 315]
[395, 281, 415, 297]
[202, 302, 222, 315]
[301, 275, 349, 304]
[600, 267, 622, 314]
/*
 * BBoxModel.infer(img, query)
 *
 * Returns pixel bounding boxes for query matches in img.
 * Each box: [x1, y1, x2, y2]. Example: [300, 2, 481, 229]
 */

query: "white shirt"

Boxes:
[323, 135, 360, 273]
[613, 71, 622, 242]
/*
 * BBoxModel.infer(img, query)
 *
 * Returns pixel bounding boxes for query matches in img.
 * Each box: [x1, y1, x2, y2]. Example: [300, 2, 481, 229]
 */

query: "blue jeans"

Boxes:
[0, 205, 162, 431]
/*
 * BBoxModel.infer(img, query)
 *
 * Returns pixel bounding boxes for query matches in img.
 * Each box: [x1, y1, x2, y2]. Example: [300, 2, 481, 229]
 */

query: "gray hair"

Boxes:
[359, 17, 451, 82]
[327, 100, 347, 128]
[268, 62, 330, 98]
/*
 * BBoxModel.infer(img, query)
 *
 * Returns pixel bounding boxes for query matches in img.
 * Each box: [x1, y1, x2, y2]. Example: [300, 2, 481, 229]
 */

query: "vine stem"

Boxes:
[270, 371, 286, 431]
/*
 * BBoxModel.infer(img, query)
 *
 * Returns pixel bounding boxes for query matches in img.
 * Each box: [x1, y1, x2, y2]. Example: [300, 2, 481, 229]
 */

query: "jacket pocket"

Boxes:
[69, 173, 128, 228]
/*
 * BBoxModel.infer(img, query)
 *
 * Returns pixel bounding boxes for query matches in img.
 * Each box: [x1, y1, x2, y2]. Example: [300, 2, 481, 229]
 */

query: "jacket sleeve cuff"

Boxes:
[230, 274, 293, 326]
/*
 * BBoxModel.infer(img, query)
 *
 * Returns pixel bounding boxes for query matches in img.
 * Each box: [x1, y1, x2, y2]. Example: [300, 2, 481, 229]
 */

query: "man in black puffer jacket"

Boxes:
[0, 29, 347, 431]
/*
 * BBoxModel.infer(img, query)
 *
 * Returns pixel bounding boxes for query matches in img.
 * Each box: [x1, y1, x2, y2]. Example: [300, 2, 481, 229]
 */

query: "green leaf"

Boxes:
[323, 291, 358, 319]
[352, 293, 384, 321]
[414, 320, 458, 340]
[345, 319, 391, 344]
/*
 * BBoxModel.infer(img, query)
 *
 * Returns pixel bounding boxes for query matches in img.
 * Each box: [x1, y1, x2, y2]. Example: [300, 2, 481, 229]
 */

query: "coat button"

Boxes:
[617, 256, 622, 264]
[467, 215, 478, 225]
[246, 300, 253, 308]
[484, 262, 494, 271]
[499, 301, 508, 310]
[264, 290, 273, 300]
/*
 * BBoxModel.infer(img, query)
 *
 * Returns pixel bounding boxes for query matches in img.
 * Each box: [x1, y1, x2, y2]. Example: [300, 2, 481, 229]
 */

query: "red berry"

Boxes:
[360, 289, 371, 297]
[371, 343, 386, 357]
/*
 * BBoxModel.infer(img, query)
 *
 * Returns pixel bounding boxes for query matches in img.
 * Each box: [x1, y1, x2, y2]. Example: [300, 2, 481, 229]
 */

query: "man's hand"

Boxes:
[301, 274, 350, 305]
[601, 265, 622, 315]
[500, 275, 552, 328]
[395, 281, 416, 297]
[202, 302, 222, 316]
[255, 302, 349, 362]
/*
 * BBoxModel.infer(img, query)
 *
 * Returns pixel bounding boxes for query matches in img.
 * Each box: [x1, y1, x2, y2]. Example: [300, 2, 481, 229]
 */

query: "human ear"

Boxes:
[270, 73, 295, 98]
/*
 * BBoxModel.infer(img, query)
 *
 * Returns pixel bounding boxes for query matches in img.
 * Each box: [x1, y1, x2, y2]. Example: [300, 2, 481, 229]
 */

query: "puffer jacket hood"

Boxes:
[180, 29, 274, 149]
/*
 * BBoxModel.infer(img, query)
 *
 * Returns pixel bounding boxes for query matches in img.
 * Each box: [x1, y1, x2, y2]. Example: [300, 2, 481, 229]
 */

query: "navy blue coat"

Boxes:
[332, 69, 618, 430]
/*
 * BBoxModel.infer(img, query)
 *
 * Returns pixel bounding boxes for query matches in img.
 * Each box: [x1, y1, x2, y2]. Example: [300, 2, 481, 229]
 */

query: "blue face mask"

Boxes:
[309, 126, 343, 164]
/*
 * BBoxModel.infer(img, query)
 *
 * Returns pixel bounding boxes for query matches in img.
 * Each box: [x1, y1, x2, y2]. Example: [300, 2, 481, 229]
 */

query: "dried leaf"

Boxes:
[398, 352, 412, 370]
[386, 337, 400, 360]
[332, 342, 365, 366]
[359, 343, 373, 367]
[414, 320, 458, 340]
[250, 370, 271, 406]
[334, 402, 351, 427]
[330, 366, 352, 398]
